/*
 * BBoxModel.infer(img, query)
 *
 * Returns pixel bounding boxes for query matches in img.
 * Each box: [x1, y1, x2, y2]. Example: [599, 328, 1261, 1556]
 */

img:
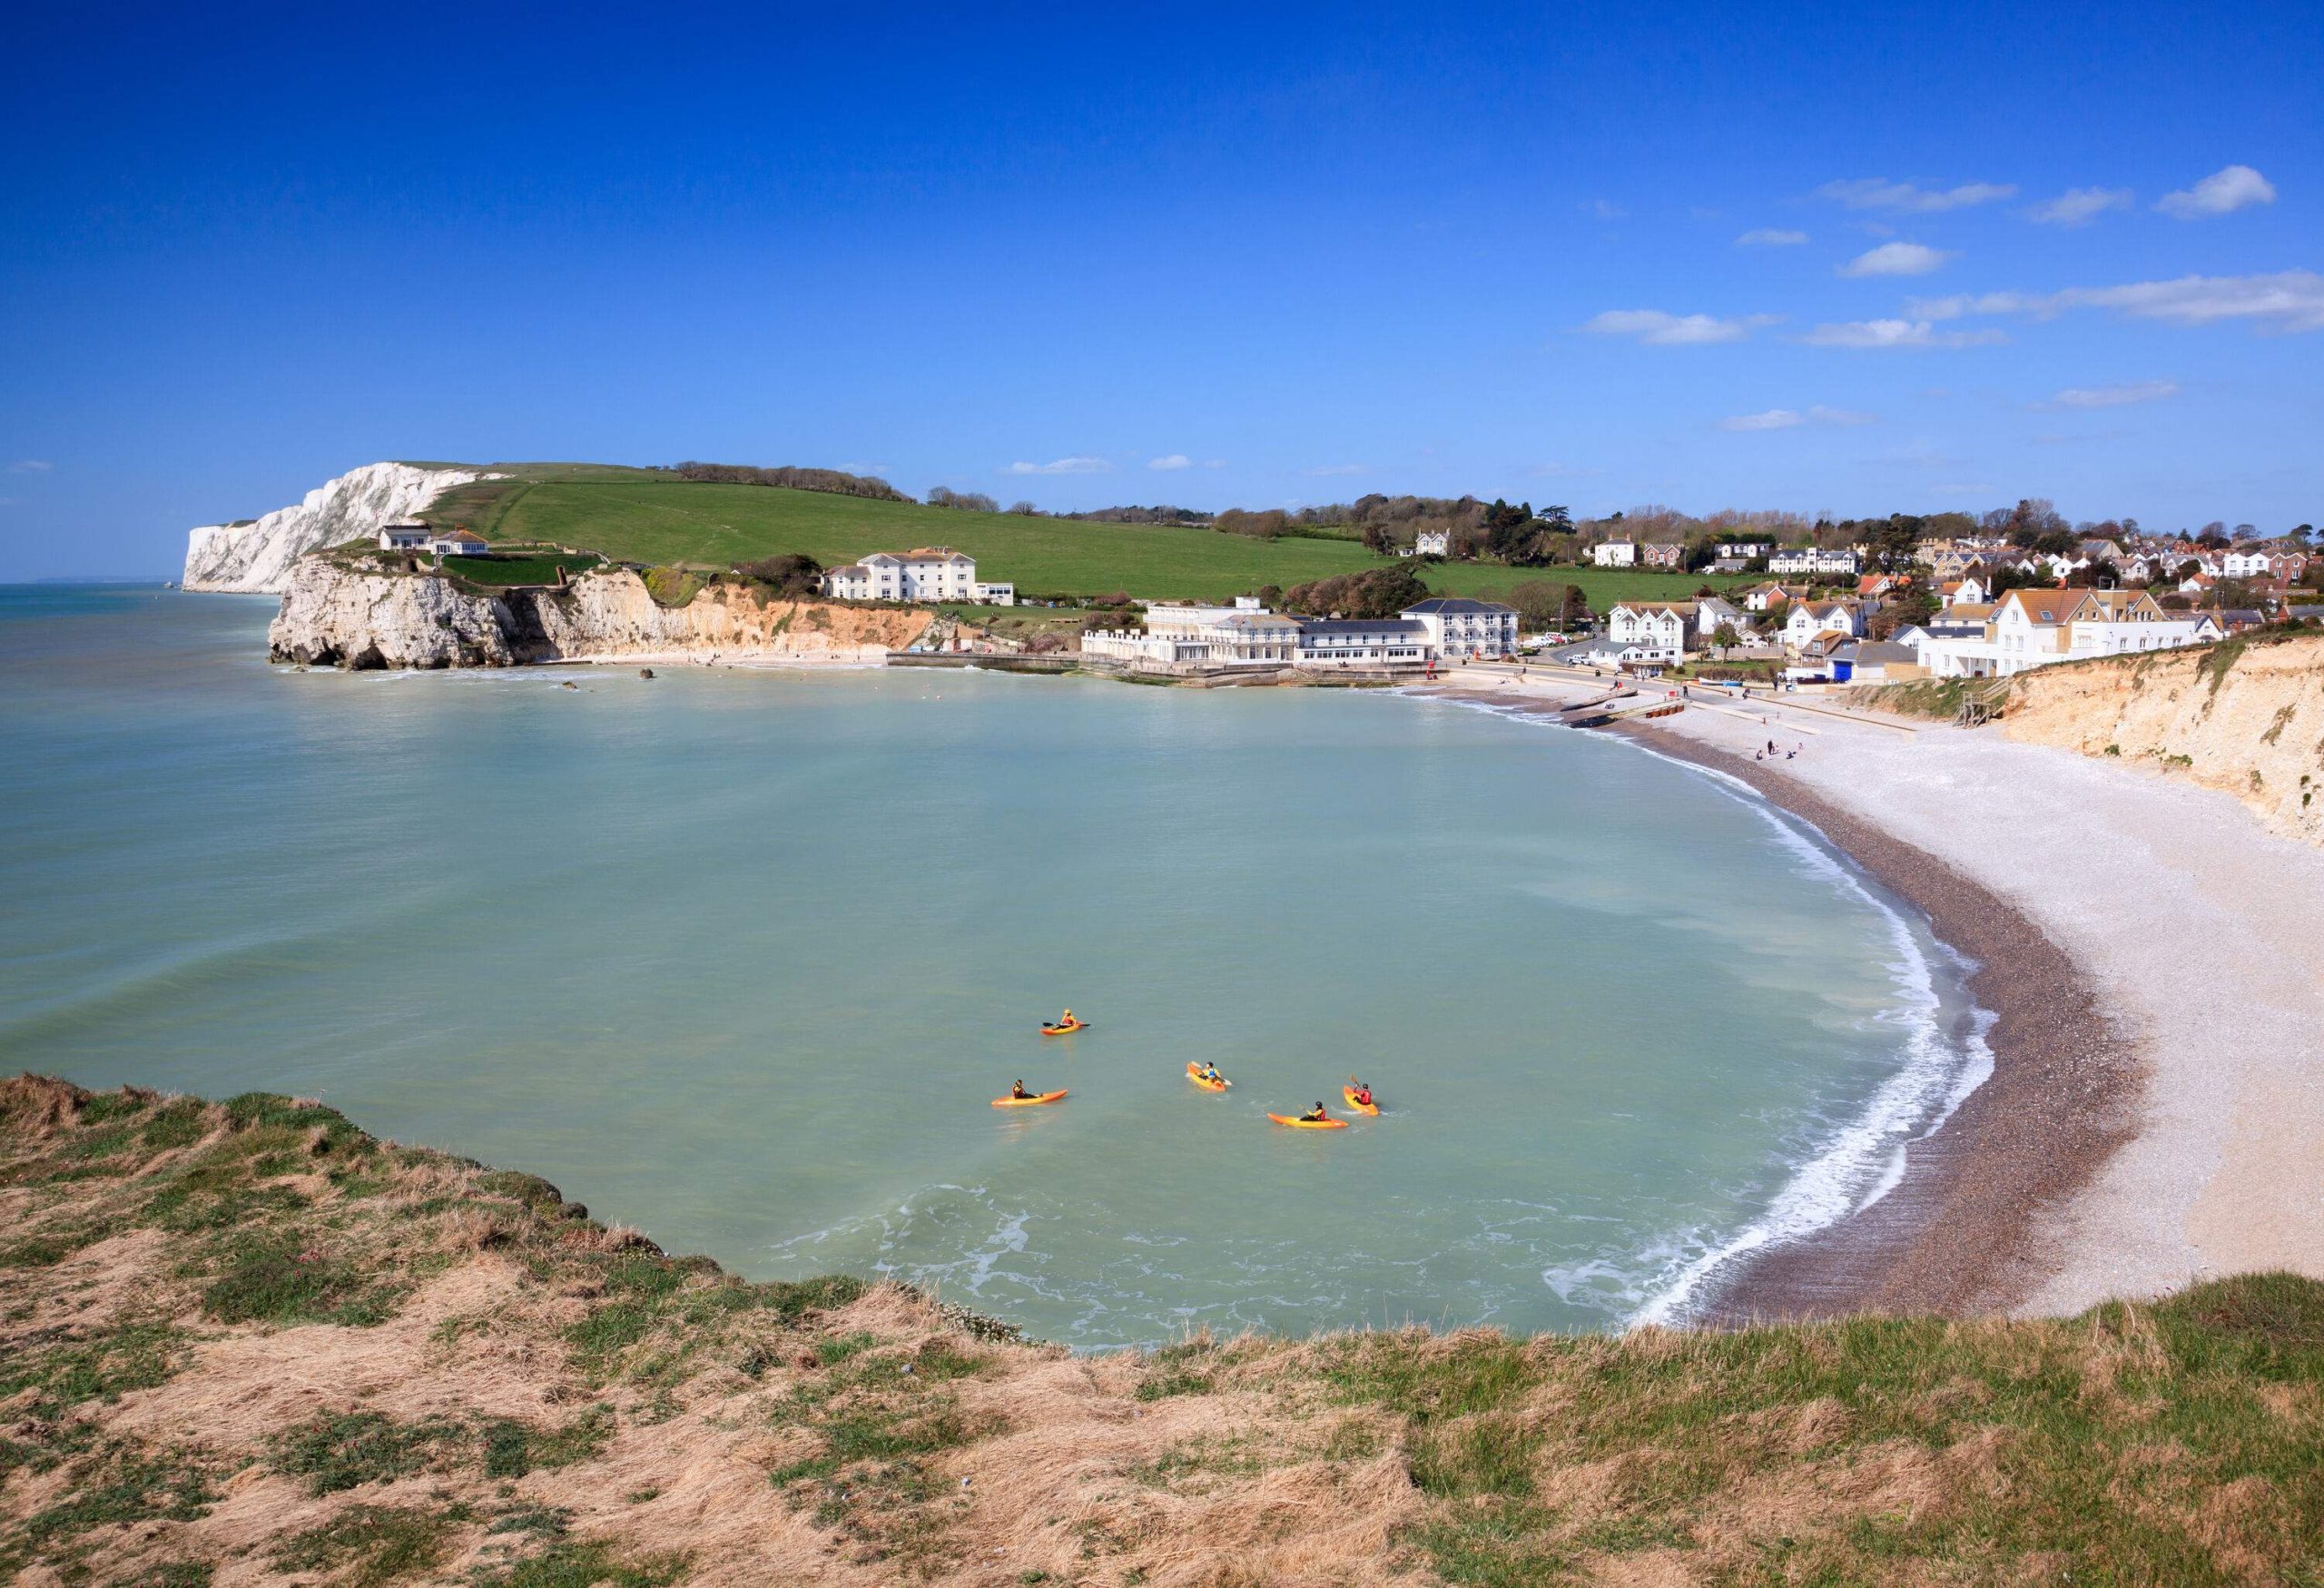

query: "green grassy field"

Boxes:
[419, 470, 1744, 607]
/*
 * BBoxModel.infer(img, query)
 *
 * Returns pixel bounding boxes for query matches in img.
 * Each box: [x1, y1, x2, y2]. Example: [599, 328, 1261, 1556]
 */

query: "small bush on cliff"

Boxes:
[736, 553, 824, 597]
[642, 566, 707, 607]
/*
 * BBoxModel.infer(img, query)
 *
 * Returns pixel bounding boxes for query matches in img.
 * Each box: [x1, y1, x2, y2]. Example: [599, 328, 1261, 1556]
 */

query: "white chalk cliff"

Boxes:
[183, 462, 491, 593]
[268, 561, 938, 669]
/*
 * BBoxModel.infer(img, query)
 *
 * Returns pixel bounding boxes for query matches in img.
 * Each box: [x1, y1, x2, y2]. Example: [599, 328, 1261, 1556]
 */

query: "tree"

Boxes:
[1360, 524, 1394, 557]
[1506, 580, 1580, 629]
[926, 487, 1000, 513]
[1862, 513, 1925, 571]
[1711, 622, 1740, 652]
[1007, 500, 1040, 516]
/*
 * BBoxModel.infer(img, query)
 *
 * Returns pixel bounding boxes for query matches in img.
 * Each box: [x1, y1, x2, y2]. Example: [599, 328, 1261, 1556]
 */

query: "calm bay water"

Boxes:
[0, 586, 1987, 1346]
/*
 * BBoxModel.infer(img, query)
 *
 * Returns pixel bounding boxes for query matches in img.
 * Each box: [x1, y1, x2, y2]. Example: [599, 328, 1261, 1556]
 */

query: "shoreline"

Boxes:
[1610, 725, 2141, 1321]
[1423, 680, 2144, 1323]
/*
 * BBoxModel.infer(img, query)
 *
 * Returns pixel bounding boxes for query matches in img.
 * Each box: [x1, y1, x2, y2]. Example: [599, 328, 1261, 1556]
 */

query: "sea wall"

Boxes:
[1994, 635, 2324, 845]
[267, 558, 936, 668]
[184, 461, 490, 593]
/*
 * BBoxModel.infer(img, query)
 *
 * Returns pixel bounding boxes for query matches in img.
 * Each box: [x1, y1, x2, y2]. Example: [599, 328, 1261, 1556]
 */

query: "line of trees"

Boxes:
[668, 463, 909, 502]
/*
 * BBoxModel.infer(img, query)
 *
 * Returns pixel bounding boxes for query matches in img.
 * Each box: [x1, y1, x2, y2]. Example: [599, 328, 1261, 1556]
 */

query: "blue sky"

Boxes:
[2, 0, 2319, 578]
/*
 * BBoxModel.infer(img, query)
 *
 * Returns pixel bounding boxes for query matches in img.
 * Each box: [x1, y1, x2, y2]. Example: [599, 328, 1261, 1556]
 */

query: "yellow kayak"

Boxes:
[991, 1090, 1068, 1108]
[1187, 1062, 1230, 1091]
[1267, 1111, 1346, 1130]
[1040, 1020, 1089, 1035]
[1342, 1088, 1380, 1116]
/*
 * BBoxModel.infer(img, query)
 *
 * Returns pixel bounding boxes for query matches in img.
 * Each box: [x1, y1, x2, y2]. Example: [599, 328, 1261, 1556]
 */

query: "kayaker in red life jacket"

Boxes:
[1351, 1082, 1373, 1108]
[1011, 1080, 1030, 1100]
[1299, 1100, 1329, 1122]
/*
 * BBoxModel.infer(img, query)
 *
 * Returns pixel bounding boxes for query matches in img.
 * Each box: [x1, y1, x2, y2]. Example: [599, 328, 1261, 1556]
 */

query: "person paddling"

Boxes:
[1299, 1100, 1329, 1123]
[1350, 1080, 1373, 1108]
[1010, 1080, 1031, 1100]
[1198, 1061, 1224, 1085]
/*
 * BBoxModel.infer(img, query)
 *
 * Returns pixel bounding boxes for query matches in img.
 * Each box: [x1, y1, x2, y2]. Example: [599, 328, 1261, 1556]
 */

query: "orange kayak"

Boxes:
[1267, 1111, 1346, 1130]
[1186, 1062, 1230, 1091]
[991, 1090, 1068, 1108]
[1342, 1088, 1380, 1115]
[1040, 1021, 1089, 1035]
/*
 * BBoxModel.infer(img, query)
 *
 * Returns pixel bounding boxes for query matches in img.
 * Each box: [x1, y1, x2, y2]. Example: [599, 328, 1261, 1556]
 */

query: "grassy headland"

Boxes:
[414, 468, 1745, 608]
[4, 1075, 2319, 1585]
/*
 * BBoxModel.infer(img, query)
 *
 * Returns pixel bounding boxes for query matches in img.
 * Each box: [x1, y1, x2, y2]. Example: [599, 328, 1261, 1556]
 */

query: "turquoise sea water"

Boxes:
[0, 586, 1988, 1346]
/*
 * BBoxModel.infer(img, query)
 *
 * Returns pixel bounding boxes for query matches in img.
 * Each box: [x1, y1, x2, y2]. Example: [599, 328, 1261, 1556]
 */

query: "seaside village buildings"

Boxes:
[1082, 596, 1517, 672]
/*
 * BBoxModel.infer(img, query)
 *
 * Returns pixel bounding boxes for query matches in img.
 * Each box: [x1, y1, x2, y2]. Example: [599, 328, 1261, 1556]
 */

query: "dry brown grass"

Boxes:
[5, 1075, 2322, 1587]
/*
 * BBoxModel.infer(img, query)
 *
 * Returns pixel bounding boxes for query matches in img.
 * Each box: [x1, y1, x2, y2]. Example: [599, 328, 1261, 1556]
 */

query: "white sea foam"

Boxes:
[1627, 764, 1995, 1325]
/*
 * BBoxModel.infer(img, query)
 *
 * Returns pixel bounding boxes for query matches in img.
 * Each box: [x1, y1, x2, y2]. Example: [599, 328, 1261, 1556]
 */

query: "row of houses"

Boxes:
[1082, 597, 1519, 672]
[1919, 535, 2310, 588]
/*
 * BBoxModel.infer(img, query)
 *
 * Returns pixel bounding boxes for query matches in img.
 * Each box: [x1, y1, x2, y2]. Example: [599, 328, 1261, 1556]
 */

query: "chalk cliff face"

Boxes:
[268, 560, 936, 669]
[1997, 635, 2324, 845]
[183, 462, 489, 592]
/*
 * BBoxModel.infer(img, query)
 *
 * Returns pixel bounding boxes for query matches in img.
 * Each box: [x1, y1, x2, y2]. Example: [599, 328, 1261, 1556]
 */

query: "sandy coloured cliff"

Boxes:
[267, 558, 936, 668]
[184, 462, 491, 593]
[1994, 634, 2324, 844]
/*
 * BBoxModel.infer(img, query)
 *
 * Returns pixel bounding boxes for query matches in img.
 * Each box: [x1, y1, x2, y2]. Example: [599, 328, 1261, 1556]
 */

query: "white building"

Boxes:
[973, 581, 1016, 606]
[1141, 598, 1301, 665]
[1782, 600, 1862, 648]
[379, 525, 432, 551]
[429, 528, 489, 557]
[1606, 601, 1695, 659]
[1693, 596, 1755, 643]
[1295, 618, 1433, 669]
[1917, 587, 2208, 678]
[1592, 538, 1638, 567]
[1413, 530, 1450, 557]
[820, 547, 979, 603]
[2221, 548, 2275, 578]
[1768, 546, 1861, 577]
[1402, 597, 1519, 658]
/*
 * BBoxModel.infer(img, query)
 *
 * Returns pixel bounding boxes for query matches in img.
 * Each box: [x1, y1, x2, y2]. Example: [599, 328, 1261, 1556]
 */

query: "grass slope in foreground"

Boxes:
[4, 1077, 2320, 1585]
[424, 471, 1743, 607]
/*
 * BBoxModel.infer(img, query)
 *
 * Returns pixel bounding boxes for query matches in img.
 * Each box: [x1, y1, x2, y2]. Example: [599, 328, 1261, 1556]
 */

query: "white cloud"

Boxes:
[1147, 454, 1192, 470]
[836, 460, 891, 476]
[1735, 228, 1809, 246]
[1802, 319, 2008, 350]
[8, 459, 52, 473]
[1581, 309, 1780, 345]
[2157, 164, 2276, 219]
[1839, 242, 1955, 277]
[1924, 271, 2324, 334]
[1719, 409, 1803, 431]
[1718, 404, 1876, 432]
[1004, 456, 1111, 475]
[1589, 199, 1628, 221]
[2037, 380, 2180, 409]
[2025, 186, 2132, 225]
[1301, 463, 1370, 477]
[1817, 177, 2016, 212]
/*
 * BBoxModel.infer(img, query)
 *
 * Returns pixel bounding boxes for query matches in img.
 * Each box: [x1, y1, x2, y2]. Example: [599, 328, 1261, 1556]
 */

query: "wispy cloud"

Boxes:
[2036, 380, 2180, 409]
[1802, 319, 2008, 350]
[837, 460, 891, 476]
[1839, 242, 1955, 278]
[8, 459, 53, 474]
[2025, 186, 2132, 225]
[1718, 404, 1877, 432]
[1735, 228, 1808, 247]
[2157, 164, 2276, 219]
[1588, 199, 1627, 221]
[1581, 309, 1780, 346]
[1916, 271, 2324, 334]
[1719, 409, 1804, 431]
[1147, 454, 1192, 471]
[1004, 456, 1111, 476]
[1521, 460, 1600, 478]
[1817, 177, 2016, 213]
